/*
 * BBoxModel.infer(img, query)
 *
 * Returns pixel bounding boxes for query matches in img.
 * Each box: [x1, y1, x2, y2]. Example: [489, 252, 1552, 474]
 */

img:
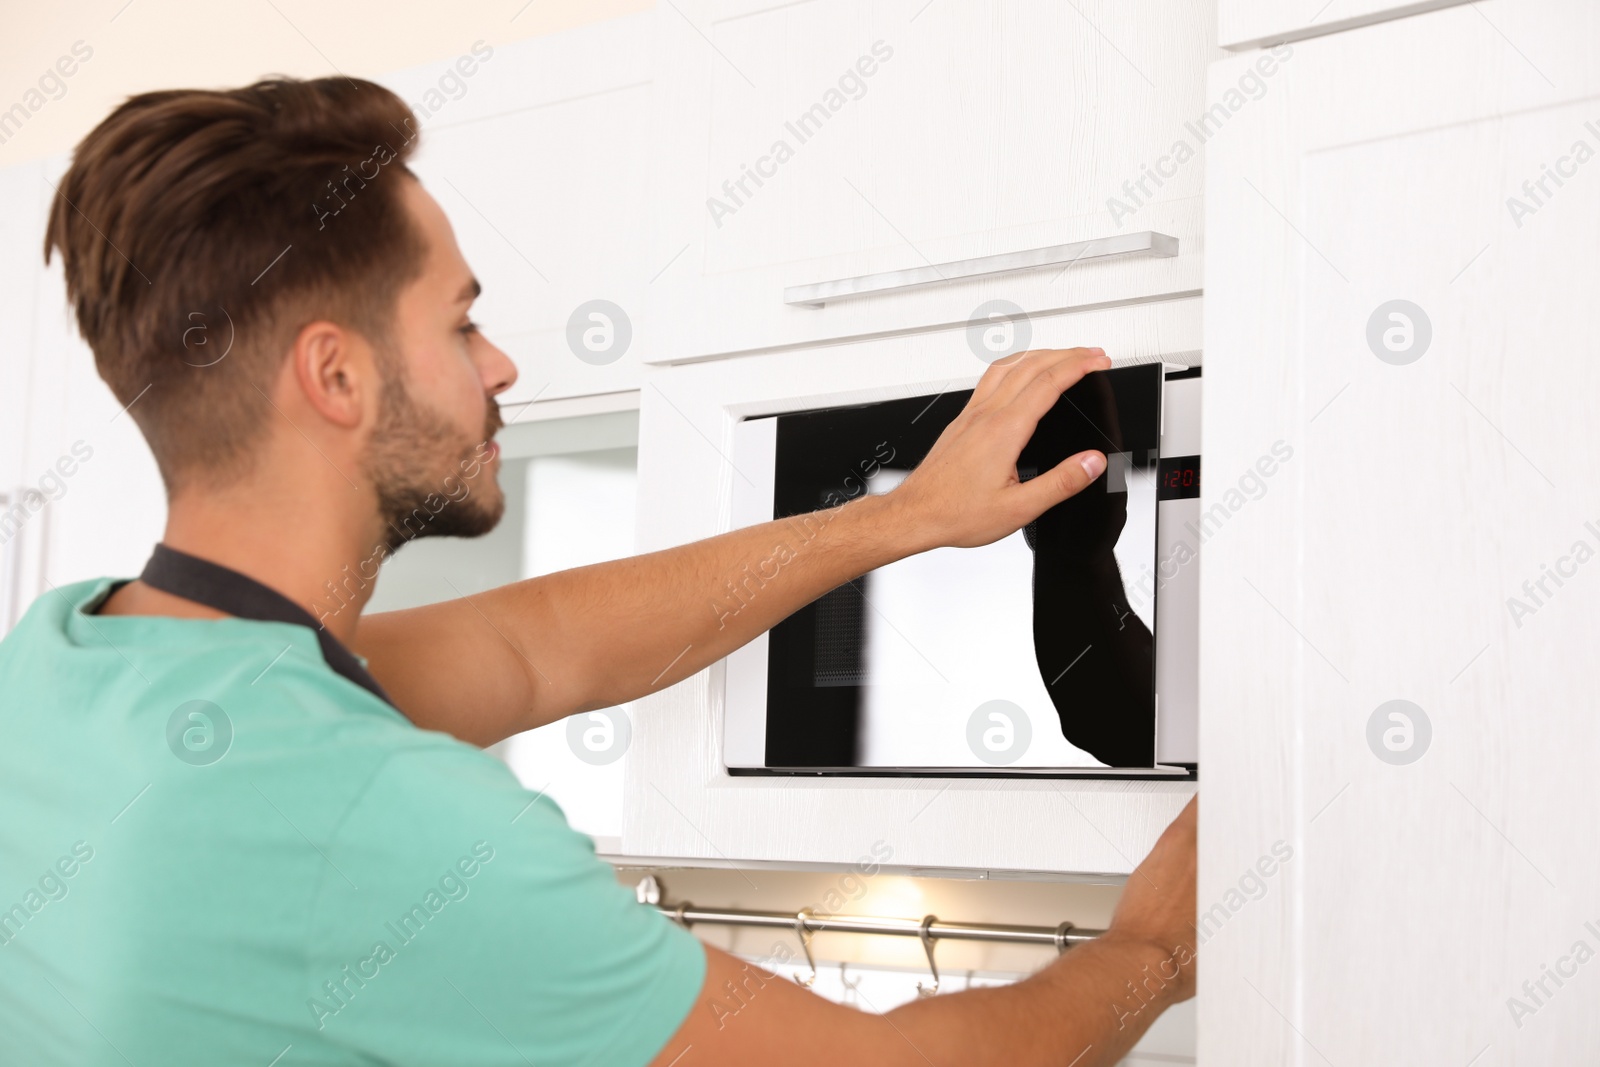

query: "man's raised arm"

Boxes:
[356, 347, 1111, 746]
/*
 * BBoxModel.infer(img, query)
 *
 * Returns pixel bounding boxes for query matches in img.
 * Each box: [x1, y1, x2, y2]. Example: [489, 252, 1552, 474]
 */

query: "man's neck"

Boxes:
[99, 480, 384, 647]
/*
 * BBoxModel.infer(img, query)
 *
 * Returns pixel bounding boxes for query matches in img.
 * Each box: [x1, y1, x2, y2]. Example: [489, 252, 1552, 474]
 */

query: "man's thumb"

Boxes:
[1018, 450, 1106, 512]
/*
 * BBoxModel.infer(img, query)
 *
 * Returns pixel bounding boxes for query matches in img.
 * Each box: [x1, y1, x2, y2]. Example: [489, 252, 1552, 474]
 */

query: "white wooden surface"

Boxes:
[1218, 0, 1470, 50]
[0, 153, 167, 597]
[646, 0, 1218, 363]
[624, 298, 1200, 873]
[1203, 2, 1600, 1061]
[0, 161, 47, 634]
[0, 161, 44, 494]
[378, 13, 659, 406]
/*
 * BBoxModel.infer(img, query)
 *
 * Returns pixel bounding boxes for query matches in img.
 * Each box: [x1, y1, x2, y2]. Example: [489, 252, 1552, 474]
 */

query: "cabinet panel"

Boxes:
[1219, 0, 1469, 50]
[35, 283, 168, 587]
[1203, 2, 1600, 1061]
[647, 0, 1218, 362]
[0, 161, 44, 493]
[0, 153, 168, 599]
[380, 14, 657, 405]
[624, 299, 1200, 873]
[0, 161, 46, 633]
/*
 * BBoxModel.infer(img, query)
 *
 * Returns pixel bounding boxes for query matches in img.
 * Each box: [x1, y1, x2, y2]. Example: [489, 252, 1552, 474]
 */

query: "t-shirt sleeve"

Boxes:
[302, 741, 706, 1067]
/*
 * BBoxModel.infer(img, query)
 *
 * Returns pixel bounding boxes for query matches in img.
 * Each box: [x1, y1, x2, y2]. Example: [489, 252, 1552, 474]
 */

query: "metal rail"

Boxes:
[656, 901, 1104, 951]
[637, 875, 1104, 995]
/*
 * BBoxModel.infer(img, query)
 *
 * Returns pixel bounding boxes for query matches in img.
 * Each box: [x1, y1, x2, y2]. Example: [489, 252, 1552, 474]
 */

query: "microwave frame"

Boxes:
[720, 360, 1202, 782]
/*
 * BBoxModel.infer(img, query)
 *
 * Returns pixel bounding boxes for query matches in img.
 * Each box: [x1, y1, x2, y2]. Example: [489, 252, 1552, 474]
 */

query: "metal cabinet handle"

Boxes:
[784, 230, 1179, 308]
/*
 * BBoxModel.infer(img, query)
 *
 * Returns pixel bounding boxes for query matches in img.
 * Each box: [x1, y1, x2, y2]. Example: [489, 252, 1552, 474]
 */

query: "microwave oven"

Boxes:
[723, 360, 1200, 780]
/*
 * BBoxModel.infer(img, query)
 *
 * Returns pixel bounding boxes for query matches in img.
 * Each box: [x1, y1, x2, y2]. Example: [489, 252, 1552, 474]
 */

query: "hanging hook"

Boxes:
[915, 914, 941, 997]
[792, 909, 818, 988]
[838, 961, 862, 1007]
[633, 874, 662, 906]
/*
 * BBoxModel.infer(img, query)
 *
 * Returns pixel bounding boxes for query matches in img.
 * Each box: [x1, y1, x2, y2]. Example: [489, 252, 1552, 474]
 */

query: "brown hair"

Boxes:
[44, 77, 428, 491]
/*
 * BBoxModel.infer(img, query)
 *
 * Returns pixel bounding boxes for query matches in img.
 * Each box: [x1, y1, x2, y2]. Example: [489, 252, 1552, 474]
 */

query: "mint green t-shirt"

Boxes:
[0, 578, 705, 1066]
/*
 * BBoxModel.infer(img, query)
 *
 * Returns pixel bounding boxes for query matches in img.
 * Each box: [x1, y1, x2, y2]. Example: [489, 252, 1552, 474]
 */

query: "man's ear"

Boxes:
[289, 320, 373, 430]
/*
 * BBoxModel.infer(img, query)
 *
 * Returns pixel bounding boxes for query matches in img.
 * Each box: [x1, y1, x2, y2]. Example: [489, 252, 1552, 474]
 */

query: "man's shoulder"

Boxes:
[227, 655, 564, 848]
[0, 575, 520, 839]
[193, 640, 529, 823]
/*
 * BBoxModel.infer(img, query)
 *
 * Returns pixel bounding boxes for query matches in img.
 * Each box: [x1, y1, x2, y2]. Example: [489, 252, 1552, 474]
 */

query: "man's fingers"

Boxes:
[986, 353, 1113, 454]
[971, 346, 1107, 408]
[989, 346, 1109, 410]
[967, 349, 1034, 405]
[989, 355, 1112, 444]
[941, 353, 1028, 435]
[1014, 449, 1106, 516]
[908, 346, 1114, 548]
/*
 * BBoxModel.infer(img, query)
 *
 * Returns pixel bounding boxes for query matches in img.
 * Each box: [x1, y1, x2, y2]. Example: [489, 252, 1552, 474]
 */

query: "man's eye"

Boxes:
[459, 320, 480, 336]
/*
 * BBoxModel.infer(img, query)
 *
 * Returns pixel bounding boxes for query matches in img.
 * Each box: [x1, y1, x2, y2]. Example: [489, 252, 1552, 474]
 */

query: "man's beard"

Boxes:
[363, 371, 505, 554]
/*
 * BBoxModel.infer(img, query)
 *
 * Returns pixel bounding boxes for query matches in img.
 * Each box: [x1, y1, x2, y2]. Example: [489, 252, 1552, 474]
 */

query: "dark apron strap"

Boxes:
[139, 543, 398, 710]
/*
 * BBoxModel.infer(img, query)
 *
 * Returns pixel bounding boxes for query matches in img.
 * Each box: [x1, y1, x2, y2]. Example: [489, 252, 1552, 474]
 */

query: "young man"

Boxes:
[0, 77, 1197, 1065]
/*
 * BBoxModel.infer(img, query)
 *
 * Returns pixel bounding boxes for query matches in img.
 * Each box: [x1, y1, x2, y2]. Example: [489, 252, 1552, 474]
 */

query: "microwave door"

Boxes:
[755, 362, 1166, 773]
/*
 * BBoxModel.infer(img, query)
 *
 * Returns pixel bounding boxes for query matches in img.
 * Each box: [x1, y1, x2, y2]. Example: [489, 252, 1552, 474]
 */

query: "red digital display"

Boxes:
[1157, 455, 1201, 500]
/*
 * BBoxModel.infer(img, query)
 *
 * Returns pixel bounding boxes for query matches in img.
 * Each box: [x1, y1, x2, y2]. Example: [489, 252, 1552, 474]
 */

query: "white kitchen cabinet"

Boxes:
[379, 13, 659, 405]
[0, 152, 166, 615]
[0, 161, 44, 495]
[1203, 2, 1600, 1061]
[0, 160, 47, 634]
[33, 220, 168, 592]
[645, 0, 1219, 363]
[1218, 0, 1469, 50]
[624, 297, 1200, 874]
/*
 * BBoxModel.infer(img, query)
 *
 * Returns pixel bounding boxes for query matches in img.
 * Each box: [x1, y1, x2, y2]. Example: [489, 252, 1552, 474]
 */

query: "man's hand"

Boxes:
[1102, 794, 1199, 1002]
[890, 346, 1113, 551]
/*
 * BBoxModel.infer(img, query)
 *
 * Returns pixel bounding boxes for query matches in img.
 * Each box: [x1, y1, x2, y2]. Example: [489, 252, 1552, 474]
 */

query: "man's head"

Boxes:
[44, 77, 516, 550]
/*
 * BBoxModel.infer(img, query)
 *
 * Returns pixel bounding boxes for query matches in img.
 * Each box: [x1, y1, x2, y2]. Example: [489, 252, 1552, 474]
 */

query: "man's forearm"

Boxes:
[882, 933, 1186, 1066]
[502, 488, 917, 717]
[658, 795, 1196, 1067]
[670, 932, 1189, 1067]
[361, 488, 924, 743]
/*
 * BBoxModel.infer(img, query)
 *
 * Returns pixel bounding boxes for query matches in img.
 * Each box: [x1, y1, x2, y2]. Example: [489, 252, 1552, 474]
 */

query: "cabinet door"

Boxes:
[380, 14, 658, 405]
[624, 298, 1200, 874]
[0, 161, 44, 495]
[1204, 3, 1600, 1062]
[7, 155, 168, 595]
[0, 161, 46, 633]
[646, 0, 1218, 363]
[1219, 0, 1469, 50]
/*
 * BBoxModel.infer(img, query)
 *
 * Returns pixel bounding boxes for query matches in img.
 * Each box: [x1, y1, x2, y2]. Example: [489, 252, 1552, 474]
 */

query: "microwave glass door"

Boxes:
[755, 363, 1165, 772]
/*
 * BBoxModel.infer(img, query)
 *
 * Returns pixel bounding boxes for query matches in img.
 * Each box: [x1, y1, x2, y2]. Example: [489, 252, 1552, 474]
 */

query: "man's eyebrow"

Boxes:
[456, 277, 481, 303]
